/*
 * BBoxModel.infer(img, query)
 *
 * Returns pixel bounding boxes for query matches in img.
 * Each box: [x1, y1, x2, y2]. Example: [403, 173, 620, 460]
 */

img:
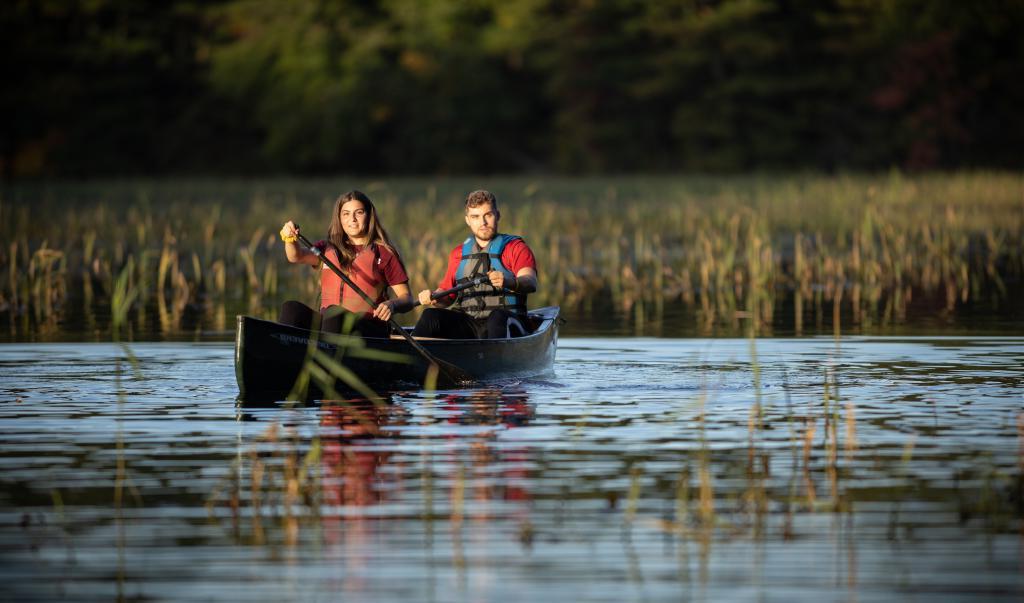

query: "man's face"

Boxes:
[465, 202, 500, 242]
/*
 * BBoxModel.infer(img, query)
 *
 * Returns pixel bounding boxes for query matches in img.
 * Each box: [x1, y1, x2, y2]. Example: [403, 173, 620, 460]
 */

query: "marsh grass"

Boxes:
[110, 262, 144, 599]
[206, 422, 324, 547]
[195, 357, 1024, 584]
[277, 312, 416, 404]
[2, 173, 1021, 338]
[618, 365, 1023, 585]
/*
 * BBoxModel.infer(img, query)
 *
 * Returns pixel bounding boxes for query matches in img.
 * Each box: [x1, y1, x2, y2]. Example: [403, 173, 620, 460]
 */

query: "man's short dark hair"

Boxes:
[465, 190, 498, 213]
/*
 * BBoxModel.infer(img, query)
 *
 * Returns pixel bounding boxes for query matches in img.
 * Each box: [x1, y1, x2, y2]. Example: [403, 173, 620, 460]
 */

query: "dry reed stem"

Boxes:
[2, 174, 1020, 335]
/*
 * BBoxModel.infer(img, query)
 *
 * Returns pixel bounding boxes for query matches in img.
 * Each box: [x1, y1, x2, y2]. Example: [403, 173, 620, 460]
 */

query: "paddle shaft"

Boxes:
[413, 275, 491, 307]
[294, 232, 468, 384]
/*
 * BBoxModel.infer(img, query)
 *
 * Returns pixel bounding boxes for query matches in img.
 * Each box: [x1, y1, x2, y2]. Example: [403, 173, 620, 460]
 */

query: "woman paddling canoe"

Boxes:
[278, 190, 414, 339]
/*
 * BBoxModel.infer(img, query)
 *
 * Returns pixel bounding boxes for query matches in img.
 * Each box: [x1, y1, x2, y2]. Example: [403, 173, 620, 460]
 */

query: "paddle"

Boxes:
[293, 230, 471, 387]
[413, 275, 491, 307]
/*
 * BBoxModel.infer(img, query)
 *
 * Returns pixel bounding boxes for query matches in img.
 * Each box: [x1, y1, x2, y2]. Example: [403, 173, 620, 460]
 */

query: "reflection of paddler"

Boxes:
[441, 389, 535, 505]
[320, 400, 397, 508]
[442, 389, 535, 428]
[317, 399, 402, 594]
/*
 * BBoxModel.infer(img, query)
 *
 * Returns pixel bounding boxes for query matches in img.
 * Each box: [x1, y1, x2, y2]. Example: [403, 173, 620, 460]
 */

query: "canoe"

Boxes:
[235, 306, 560, 402]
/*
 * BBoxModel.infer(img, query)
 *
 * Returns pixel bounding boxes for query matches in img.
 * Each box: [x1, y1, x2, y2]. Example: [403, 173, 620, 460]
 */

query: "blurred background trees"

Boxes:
[3, 0, 1022, 178]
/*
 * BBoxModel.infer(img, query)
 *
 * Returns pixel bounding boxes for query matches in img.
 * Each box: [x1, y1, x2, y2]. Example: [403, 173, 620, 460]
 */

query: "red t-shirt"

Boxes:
[437, 237, 537, 293]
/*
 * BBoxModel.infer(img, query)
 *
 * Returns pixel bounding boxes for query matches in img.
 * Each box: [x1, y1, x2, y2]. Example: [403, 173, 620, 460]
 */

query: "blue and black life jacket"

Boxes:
[453, 234, 528, 319]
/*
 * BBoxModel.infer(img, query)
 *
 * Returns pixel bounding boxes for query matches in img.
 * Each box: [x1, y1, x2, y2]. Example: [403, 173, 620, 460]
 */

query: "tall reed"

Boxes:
[2, 173, 1020, 337]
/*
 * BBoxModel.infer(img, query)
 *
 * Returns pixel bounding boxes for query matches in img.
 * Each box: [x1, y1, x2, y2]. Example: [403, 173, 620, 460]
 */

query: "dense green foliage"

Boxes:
[4, 0, 1023, 177]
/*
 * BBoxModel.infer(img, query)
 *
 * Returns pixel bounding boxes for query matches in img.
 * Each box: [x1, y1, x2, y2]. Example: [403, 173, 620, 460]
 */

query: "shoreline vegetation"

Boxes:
[1, 172, 1021, 340]
[7, 1, 1023, 178]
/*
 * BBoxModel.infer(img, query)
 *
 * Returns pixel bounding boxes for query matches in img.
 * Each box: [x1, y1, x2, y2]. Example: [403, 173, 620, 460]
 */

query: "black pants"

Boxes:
[279, 300, 390, 339]
[412, 308, 528, 339]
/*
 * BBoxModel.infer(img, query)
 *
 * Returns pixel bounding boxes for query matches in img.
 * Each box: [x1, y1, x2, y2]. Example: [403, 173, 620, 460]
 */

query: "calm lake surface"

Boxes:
[1, 334, 1023, 601]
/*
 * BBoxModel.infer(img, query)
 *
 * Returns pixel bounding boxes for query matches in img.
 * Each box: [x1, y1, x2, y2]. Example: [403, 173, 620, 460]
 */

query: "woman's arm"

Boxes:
[280, 221, 319, 266]
[374, 282, 413, 321]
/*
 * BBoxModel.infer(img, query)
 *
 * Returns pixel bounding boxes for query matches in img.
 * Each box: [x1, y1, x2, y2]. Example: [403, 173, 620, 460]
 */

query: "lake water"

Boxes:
[1, 335, 1023, 601]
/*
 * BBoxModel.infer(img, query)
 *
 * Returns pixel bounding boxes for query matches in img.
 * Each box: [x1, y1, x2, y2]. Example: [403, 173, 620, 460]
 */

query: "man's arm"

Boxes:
[512, 268, 537, 293]
[487, 238, 538, 292]
[417, 247, 460, 308]
[418, 287, 456, 308]
[488, 266, 536, 292]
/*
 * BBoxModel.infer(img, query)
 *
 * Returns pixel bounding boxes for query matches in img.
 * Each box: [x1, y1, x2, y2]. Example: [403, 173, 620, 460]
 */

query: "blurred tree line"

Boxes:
[3, 0, 1022, 178]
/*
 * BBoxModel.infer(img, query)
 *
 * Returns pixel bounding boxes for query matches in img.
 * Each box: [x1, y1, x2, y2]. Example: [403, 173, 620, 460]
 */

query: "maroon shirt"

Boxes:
[321, 243, 408, 315]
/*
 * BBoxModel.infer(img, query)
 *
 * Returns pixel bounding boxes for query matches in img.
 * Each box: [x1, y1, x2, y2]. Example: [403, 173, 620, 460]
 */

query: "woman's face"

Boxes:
[339, 200, 369, 240]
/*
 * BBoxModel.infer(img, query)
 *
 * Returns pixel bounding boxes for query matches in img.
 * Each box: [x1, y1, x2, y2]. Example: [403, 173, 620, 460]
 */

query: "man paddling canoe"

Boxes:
[413, 190, 539, 339]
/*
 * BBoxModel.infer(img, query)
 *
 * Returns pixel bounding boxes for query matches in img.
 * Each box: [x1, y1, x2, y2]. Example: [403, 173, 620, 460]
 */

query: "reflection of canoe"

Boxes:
[235, 306, 560, 402]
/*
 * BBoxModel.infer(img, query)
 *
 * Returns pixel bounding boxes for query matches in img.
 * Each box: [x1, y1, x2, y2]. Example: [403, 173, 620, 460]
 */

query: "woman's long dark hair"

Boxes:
[327, 190, 404, 270]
